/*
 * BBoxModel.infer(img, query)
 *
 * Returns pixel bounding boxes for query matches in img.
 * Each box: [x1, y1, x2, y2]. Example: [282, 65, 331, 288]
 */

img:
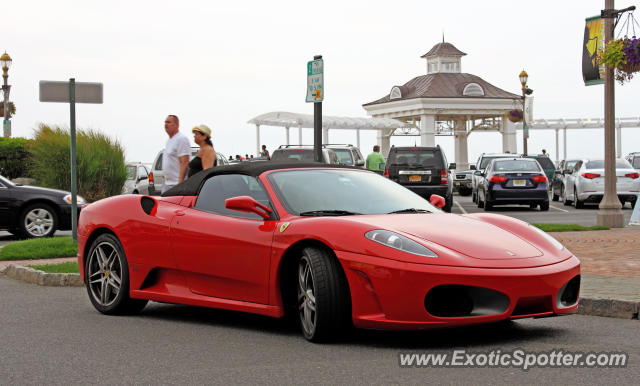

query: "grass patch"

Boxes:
[532, 224, 610, 232]
[0, 236, 77, 261]
[29, 261, 79, 274]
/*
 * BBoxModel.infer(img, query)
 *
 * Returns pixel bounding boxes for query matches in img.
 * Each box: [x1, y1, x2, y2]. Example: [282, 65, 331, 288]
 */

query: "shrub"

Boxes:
[0, 137, 32, 179]
[29, 125, 127, 201]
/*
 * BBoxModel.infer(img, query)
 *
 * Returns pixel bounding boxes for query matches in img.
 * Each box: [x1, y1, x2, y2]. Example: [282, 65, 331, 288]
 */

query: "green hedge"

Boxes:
[0, 137, 32, 179]
[29, 125, 127, 202]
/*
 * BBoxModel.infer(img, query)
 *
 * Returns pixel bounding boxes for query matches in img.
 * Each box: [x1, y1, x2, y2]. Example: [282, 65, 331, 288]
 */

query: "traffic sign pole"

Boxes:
[309, 55, 323, 162]
[69, 78, 78, 242]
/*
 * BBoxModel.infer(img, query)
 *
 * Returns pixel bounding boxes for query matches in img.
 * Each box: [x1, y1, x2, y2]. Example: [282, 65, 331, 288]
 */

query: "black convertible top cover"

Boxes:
[162, 161, 362, 197]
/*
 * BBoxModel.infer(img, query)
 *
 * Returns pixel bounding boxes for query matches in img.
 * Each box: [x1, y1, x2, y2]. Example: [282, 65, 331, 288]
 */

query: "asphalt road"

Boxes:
[450, 192, 635, 226]
[0, 275, 638, 385]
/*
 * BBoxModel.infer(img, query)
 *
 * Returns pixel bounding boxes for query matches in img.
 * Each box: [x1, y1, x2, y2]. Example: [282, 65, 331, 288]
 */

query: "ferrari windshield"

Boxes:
[267, 169, 439, 215]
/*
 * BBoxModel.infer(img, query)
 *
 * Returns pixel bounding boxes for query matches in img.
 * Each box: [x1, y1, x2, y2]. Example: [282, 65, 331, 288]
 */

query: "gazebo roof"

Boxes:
[248, 111, 412, 130]
[363, 73, 521, 107]
[421, 42, 467, 58]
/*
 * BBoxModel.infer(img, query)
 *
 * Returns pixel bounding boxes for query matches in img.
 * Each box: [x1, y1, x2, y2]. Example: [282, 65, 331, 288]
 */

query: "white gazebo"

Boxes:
[362, 41, 522, 170]
[247, 111, 414, 156]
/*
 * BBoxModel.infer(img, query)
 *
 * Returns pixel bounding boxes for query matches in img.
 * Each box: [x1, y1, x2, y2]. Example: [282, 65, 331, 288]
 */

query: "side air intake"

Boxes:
[140, 196, 156, 215]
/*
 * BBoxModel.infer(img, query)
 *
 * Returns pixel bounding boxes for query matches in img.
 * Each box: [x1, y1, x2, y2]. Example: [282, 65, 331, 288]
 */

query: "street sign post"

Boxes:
[39, 79, 103, 241]
[306, 58, 323, 103]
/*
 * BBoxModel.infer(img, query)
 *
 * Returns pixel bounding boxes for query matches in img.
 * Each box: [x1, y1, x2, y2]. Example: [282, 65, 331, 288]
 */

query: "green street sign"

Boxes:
[306, 59, 323, 103]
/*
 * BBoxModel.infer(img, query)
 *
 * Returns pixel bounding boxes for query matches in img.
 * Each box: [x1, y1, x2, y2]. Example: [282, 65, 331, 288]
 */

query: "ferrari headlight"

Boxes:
[529, 225, 564, 251]
[365, 230, 438, 257]
[63, 194, 86, 205]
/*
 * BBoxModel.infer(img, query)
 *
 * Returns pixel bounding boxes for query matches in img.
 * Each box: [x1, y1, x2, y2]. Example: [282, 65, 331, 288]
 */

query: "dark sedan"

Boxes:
[476, 158, 549, 211]
[0, 175, 85, 238]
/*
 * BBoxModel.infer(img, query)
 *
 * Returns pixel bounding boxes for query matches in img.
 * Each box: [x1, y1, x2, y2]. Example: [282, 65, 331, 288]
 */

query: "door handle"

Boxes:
[175, 210, 186, 216]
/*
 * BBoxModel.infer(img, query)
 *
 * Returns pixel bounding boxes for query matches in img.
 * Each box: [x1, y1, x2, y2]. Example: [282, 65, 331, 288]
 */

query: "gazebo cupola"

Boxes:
[421, 41, 466, 74]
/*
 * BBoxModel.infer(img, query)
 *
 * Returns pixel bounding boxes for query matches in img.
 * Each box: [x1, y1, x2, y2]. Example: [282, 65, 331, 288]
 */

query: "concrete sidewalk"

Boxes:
[1, 227, 639, 319]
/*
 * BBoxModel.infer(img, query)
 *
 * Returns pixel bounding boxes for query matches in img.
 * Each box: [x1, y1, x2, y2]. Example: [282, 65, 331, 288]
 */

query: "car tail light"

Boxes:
[384, 169, 389, 178]
[490, 175, 506, 183]
[148, 172, 154, 183]
[582, 172, 601, 179]
[532, 175, 547, 183]
[440, 170, 447, 184]
[625, 172, 639, 179]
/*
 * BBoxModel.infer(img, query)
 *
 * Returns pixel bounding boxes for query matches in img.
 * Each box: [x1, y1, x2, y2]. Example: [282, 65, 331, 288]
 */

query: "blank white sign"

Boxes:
[39, 80, 103, 103]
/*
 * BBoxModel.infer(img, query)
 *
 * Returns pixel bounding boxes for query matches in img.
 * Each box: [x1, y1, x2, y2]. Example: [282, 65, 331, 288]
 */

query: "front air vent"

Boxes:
[425, 285, 509, 317]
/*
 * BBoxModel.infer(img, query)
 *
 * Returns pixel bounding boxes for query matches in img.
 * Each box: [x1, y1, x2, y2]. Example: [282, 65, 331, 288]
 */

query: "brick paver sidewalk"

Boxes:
[550, 227, 640, 278]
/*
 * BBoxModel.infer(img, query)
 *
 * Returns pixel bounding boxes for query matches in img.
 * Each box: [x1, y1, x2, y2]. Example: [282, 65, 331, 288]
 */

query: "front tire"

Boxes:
[19, 203, 58, 238]
[574, 188, 585, 209]
[297, 246, 350, 342]
[561, 186, 572, 206]
[85, 233, 147, 315]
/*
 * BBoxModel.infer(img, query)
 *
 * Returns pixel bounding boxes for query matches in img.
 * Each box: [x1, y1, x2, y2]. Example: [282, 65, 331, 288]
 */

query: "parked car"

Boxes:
[562, 158, 639, 208]
[77, 162, 580, 342]
[0, 174, 85, 238]
[384, 145, 454, 212]
[270, 145, 340, 164]
[324, 144, 365, 167]
[521, 154, 556, 189]
[148, 147, 229, 195]
[471, 153, 514, 204]
[551, 159, 580, 201]
[453, 169, 473, 196]
[122, 162, 151, 195]
[476, 157, 550, 211]
[625, 152, 640, 170]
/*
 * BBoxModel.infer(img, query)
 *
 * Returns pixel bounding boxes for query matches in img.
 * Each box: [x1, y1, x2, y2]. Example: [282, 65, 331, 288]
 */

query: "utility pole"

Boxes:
[597, 0, 624, 227]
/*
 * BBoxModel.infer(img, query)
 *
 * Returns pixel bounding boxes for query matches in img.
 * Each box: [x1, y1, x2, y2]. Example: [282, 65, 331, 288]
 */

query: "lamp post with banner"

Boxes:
[1, 51, 12, 137]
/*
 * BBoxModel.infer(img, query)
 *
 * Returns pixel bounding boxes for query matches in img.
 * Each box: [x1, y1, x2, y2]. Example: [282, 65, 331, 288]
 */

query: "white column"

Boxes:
[285, 126, 290, 145]
[322, 128, 329, 144]
[298, 124, 303, 145]
[563, 127, 567, 160]
[555, 128, 560, 166]
[616, 121, 622, 158]
[453, 119, 469, 170]
[255, 125, 261, 156]
[501, 119, 517, 154]
[378, 129, 391, 158]
[356, 129, 361, 148]
[419, 115, 436, 147]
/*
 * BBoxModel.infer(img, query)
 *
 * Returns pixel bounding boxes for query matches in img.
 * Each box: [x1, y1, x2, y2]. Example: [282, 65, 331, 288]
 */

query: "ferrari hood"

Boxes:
[350, 213, 543, 260]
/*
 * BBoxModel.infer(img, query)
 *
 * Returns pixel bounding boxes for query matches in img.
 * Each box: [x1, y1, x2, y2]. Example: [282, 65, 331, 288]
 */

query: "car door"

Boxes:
[0, 180, 11, 228]
[565, 161, 581, 200]
[170, 173, 276, 304]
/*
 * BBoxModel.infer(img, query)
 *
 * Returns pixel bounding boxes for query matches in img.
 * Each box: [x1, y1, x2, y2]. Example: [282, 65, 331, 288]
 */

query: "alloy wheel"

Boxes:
[297, 256, 317, 337]
[87, 241, 123, 307]
[24, 208, 54, 237]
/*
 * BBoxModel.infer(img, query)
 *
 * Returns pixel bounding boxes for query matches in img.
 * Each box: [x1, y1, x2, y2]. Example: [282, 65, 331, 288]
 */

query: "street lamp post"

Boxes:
[519, 70, 529, 156]
[1, 51, 12, 138]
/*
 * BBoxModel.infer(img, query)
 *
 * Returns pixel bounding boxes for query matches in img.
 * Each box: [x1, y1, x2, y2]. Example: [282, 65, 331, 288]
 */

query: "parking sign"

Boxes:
[306, 59, 323, 103]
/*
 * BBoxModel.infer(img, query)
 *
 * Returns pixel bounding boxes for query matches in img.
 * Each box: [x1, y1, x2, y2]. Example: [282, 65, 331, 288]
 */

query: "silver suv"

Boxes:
[148, 147, 229, 195]
[324, 144, 365, 167]
[270, 145, 340, 164]
[626, 152, 640, 170]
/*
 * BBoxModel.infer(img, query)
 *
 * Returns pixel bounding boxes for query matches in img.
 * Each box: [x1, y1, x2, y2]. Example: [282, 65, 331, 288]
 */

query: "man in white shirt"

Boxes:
[162, 115, 191, 193]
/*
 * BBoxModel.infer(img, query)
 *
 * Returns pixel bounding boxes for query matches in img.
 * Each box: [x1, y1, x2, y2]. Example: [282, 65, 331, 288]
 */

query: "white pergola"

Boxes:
[247, 111, 414, 155]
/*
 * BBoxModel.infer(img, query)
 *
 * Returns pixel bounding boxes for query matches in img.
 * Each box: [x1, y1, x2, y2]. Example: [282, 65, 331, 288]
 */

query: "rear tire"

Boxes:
[574, 188, 585, 209]
[529, 204, 538, 209]
[443, 196, 453, 213]
[296, 246, 350, 343]
[552, 190, 559, 201]
[472, 191, 477, 203]
[540, 201, 550, 211]
[85, 233, 148, 315]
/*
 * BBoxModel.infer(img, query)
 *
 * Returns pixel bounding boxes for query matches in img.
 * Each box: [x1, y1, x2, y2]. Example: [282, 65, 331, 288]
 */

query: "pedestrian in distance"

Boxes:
[188, 124, 216, 177]
[162, 115, 191, 193]
[260, 144, 270, 159]
[366, 145, 386, 175]
[542, 149, 548, 156]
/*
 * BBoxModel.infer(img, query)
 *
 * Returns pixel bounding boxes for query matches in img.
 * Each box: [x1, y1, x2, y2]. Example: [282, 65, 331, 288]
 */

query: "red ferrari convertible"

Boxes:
[77, 162, 580, 342]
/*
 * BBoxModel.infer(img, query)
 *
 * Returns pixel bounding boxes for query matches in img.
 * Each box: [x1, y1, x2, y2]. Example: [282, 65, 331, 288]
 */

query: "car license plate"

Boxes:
[513, 179, 526, 186]
[455, 181, 460, 186]
[409, 175, 421, 182]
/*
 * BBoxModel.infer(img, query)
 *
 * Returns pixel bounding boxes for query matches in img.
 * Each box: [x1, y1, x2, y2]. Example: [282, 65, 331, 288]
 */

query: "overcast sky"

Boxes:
[4, 0, 640, 164]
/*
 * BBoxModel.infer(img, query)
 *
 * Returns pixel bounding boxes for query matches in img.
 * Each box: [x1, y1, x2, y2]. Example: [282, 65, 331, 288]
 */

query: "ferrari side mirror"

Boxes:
[429, 194, 445, 209]
[225, 196, 272, 220]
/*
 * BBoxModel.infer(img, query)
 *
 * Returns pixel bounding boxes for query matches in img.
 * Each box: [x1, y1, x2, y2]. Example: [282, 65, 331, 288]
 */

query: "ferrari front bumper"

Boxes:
[336, 251, 581, 330]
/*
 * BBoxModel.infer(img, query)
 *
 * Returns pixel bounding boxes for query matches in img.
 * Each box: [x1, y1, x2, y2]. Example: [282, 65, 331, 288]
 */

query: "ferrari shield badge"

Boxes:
[279, 222, 291, 233]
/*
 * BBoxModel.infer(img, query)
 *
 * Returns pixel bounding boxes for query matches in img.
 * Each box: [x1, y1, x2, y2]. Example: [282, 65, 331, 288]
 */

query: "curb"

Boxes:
[1, 263, 638, 320]
[1, 264, 83, 287]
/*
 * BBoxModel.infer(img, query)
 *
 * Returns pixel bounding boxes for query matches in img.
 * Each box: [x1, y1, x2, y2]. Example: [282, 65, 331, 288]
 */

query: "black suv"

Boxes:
[384, 145, 455, 212]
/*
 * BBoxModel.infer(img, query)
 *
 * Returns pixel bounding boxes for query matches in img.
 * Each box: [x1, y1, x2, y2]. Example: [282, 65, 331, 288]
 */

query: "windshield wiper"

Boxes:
[299, 210, 360, 216]
[387, 208, 431, 214]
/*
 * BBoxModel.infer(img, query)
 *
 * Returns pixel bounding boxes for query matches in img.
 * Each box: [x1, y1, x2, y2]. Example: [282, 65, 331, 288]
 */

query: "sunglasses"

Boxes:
[193, 131, 204, 136]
